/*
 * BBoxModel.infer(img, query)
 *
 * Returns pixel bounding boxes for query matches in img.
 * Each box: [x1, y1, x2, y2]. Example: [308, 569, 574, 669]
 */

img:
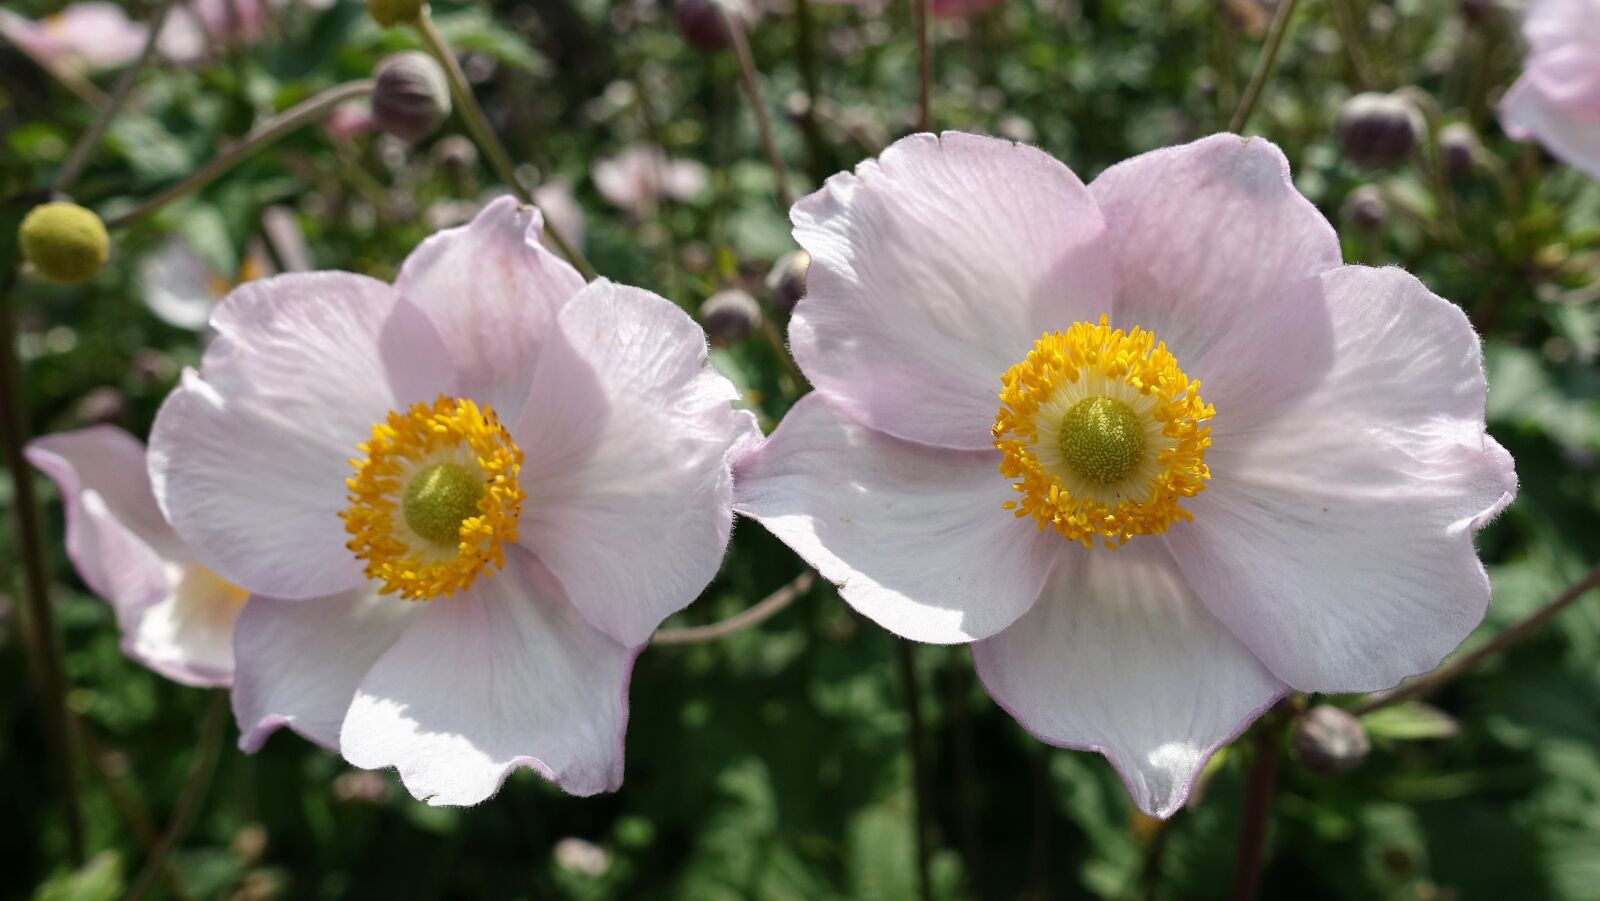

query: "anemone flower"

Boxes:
[0, 3, 148, 75]
[734, 132, 1516, 817]
[149, 197, 755, 805]
[139, 234, 273, 331]
[28, 427, 240, 686]
[1500, 0, 1600, 179]
[593, 144, 709, 212]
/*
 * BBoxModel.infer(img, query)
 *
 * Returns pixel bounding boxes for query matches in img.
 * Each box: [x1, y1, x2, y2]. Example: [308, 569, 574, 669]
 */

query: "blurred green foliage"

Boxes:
[2, 0, 1599, 897]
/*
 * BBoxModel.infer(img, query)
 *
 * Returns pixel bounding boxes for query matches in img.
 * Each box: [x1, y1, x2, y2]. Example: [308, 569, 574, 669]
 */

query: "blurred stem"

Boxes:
[1230, 720, 1283, 901]
[947, 650, 983, 890]
[758, 315, 807, 393]
[52, 0, 175, 194]
[76, 716, 194, 900]
[105, 79, 375, 230]
[1227, 0, 1301, 133]
[895, 640, 933, 901]
[651, 571, 815, 645]
[793, 0, 829, 183]
[125, 691, 229, 901]
[1353, 563, 1600, 715]
[723, 6, 794, 211]
[0, 269, 85, 865]
[914, 0, 931, 131]
[1325, 0, 1374, 92]
[412, 11, 596, 280]
[1395, 87, 1465, 250]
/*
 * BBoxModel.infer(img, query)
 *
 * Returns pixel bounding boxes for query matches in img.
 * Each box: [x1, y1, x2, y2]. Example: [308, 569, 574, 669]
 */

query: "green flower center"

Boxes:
[402, 462, 485, 544]
[1057, 396, 1146, 485]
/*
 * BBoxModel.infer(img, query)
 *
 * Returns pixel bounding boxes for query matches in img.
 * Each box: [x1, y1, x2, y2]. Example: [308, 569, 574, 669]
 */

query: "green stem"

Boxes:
[1230, 717, 1284, 901]
[651, 571, 814, 645]
[895, 640, 933, 901]
[792, 0, 829, 183]
[723, 5, 794, 211]
[1227, 0, 1302, 133]
[125, 692, 229, 901]
[412, 11, 596, 280]
[1353, 563, 1600, 715]
[1325, 0, 1374, 92]
[105, 80, 376, 230]
[0, 268, 84, 863]
[52, 1, 176, 194]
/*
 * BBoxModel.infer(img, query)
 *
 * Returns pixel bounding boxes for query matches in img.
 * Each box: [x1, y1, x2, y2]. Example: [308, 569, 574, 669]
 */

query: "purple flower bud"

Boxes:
[1293, 705, 1371, 775]
[1439, 122, 1479, 180]
[700, 289, 762, 343]
[1337, 92, 1424, 169]
[1340, 184, 1388, 231]
[675, 0, 753, 54]
[764, 249, 810, 316]
[373, 52, 451, 142]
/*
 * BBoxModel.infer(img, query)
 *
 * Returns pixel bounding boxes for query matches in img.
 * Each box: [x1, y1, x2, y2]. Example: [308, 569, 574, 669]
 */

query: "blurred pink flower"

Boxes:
[593, 144, 708, 211]
[1500, 0, 1600, 179]
[322, 99, 375, 141]
[734, 132, 1516, 817]
[27, 427, 241, 687]
[929, 0, 1001, 18]
[0, 3, 148, 75]
[149, 198, 755, 804]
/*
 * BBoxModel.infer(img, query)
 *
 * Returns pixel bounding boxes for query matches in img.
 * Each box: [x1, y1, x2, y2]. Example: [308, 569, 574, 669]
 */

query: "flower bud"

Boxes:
[1340, 185, 1388, 231]
[19, 202, 109, 285]
[700, 289, 762, 343]
[1336, 92, 1423, 169]
[373, 52, 451, 142]
[1439, 122, 1478, 180]
[676, 0, 752, 53]
[431, 135, 479, 173]
[764, 249, 809, 316]
[1293, 705, 1370, 775]
[367, 0, 425, 27]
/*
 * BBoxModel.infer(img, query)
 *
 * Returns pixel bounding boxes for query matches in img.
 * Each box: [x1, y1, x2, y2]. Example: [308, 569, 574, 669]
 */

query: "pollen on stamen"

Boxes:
[341, 395, 525, 600]
[991, 316, 1213, 548]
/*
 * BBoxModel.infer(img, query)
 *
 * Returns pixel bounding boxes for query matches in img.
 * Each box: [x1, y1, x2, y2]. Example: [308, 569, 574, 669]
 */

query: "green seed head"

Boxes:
[1057, 395, 1146, 485]
[19, 202, 109, 286]
[367, 0, 426, 27]
[403, 462, 485, 544]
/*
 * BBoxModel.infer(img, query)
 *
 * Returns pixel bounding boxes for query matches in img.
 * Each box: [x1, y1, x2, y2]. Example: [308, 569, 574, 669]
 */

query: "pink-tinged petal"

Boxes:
[149, 273, 455, 600]
[1501, 78, 1600, 181]
[973, 540, 1288, 819]
[734, 393, 1059, 644]
[27, 426, 178, 604]
[233, 588, 417, 753]
[123, 565, 242, 687]
[1088, 134, 1342, 369]
[340, 551, 633, 805]
[1167, 266, 1518, 693]
[395, 196, 587, 420]
[513, 281, 755, 646]
[791, 131, 1113, 451]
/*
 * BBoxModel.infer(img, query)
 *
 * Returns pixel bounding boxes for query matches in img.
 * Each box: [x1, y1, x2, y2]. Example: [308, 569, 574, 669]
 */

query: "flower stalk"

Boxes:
[896, 640, 934, 901]
[652, 570, 815, 645]
[0, 267, 84, 863]
[722, 5, 794, 211]
[412, 10, 596, 280]
[1227, 0, 1302, 133]
[52, 0, 176, 194]
[125, 691, 229, 901]
[106, 80, 377, 230]
[1230, 715, 1285, 901]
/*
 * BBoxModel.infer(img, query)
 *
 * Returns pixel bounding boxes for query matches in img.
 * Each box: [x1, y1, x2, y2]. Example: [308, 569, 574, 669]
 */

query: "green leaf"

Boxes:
[32, 852, 123, 901]
[1361, 702, 1460, 742]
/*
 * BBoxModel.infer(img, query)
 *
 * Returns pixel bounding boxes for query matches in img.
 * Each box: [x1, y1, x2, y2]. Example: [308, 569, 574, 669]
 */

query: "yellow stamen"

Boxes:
[992, 315, 1213, 548]
[341, 395, 524, 600]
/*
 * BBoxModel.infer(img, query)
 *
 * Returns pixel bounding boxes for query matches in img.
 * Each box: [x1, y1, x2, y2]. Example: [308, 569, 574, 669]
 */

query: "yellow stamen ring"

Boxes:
[342, 395, 524, 600]
[992, 316, 1213, 548]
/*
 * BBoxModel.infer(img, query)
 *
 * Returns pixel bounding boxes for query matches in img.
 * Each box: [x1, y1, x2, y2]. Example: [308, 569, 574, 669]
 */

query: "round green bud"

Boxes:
[1058, 395, 1146, 485]
[403, 462, 485, 544]
[367, 0, 426, 28]
[19, 202, 109, 286]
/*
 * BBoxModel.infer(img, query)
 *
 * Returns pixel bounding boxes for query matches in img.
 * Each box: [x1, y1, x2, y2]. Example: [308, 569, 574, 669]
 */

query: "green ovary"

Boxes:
[1057, 396, 1146, 485]
[402, 462, 485, 544]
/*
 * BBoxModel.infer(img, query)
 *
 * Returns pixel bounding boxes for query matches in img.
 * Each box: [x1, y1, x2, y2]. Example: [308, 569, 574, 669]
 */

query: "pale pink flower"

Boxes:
[322, 99, 375, 141]
[138, 234, 274, 331]
[149, 198, 755, 805]
[930, 0, 1002, 18]
[734, 132, 1516, 817]
[1500, 0, 1600, 179]
[593, 144, 708, 211]
[27, 426, 241, 686]
[0, 3, 148, 75]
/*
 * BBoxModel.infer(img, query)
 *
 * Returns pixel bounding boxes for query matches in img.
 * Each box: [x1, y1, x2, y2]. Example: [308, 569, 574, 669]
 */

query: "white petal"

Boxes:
[232, 587, 417, 753]
[513, 280, 754, 646]
[734, 393, 1060, 644]
[791, 131, 1113, 451]
[395, 196, 586, 420]
[124, 564, 242, 687]
[1501, 78, 1600, 181]
[341, 551, 633, 805]
[148, 273, 455, 600]
[972, 540, 1287, 818]
[1167, 266, 1518, 693]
